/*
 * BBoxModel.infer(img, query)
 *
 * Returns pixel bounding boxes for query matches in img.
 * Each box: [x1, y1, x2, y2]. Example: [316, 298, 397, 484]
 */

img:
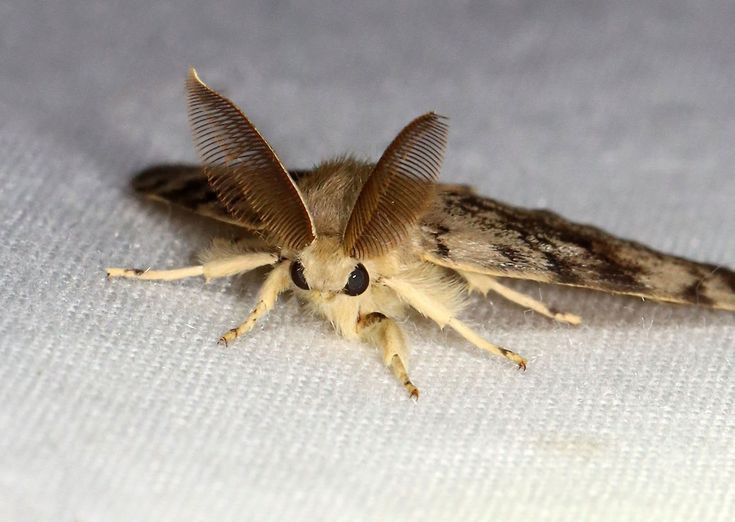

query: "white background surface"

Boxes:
[1, 1, 734, 520]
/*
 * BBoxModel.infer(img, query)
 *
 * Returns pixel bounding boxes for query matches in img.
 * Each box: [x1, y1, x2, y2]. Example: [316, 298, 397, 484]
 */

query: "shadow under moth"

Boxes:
[107, 68, 735, 398]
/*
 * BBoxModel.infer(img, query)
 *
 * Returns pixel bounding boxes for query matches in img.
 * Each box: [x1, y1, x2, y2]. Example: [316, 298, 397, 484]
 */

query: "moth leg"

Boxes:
[218, 261, 290, 346]
[384, 278, 527, 369]
[459, 270, 582, 325]
[106, 252, 278, 282]
[357, 312, 419, 399]
[448, 319, 526, 370]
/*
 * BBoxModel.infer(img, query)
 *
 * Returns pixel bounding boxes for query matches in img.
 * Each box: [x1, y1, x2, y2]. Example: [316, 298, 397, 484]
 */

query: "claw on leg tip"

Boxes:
[408, 385, 420, 400]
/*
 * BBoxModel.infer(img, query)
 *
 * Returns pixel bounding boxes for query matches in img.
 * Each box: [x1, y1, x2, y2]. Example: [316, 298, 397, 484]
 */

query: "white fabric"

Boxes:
[1, 1, 734, 520]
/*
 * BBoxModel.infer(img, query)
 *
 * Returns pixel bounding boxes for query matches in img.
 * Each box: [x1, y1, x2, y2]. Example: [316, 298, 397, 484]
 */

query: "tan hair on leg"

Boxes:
[383, 277, 527, 369]
[460, 270, 582, 325]
[218, 261, 291, 346]
[106, 252, 278, 282]
[358, 312, 419, 399]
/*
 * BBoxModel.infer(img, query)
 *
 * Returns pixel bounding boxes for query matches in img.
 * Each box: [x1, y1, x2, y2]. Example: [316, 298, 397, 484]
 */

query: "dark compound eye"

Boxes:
[290, 260, 309, 290]
[344, 263, 370, 296]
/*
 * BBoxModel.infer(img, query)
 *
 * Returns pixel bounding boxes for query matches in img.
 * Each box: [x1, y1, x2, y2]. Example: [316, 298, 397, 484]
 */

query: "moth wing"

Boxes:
[132, 164, 313, 231]
[421, 186, 735, 311]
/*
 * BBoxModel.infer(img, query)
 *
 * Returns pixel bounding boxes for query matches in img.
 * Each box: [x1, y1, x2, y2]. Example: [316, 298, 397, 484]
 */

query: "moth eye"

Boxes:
[290, 260, 309, 290]
[344, 263, 370, 296]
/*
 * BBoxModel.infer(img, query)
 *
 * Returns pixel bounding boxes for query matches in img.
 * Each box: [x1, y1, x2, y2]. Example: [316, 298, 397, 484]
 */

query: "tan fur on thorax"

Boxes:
[298, 157, 374, 237]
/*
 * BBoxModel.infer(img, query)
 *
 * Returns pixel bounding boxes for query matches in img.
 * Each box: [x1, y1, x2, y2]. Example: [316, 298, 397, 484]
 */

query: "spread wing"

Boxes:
[421, 186, 735, 311]
[132, 164, 312, 230]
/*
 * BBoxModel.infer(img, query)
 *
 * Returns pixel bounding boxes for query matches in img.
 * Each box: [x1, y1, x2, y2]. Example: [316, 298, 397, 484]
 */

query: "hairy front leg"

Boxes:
[219, 261, 291, 346]
[358, 312, 419, 399]
[106, 252, 278, 282]
[383, 277, 527, 369]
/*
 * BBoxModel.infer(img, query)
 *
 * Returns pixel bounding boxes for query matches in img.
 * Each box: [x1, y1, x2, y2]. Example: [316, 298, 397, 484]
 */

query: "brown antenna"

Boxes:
[186, 68, 316, 250]
[343, 112, 449, 258]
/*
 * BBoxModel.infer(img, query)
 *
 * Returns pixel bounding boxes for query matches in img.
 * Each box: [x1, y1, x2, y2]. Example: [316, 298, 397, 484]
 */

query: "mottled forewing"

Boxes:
[421, 187, 735, 311]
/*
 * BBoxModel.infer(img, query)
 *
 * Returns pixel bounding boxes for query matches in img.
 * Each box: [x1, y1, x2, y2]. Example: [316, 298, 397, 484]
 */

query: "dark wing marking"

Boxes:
[132, 164, 314, 230]
[132, 164, 258, 228]
[421, 186, 735, 311]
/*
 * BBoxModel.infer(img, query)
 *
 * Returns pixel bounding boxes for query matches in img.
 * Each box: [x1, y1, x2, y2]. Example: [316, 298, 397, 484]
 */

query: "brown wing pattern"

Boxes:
[421, 186, 735, 311]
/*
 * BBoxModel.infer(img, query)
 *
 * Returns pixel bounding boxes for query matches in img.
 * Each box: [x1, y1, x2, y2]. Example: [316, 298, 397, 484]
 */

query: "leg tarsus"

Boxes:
[217, 306, 262, 346]
[383, 277, 527, 369]
[448, 316, 528, 369]
[106, 252, 278, 283]
[391, 354, 420, 399]
[460, 271, 582, 325]
[218, 328, 240, 347]
[358, 313, 420, 398]
[216, 261, 290, 347]
[106, 265, 204, 281]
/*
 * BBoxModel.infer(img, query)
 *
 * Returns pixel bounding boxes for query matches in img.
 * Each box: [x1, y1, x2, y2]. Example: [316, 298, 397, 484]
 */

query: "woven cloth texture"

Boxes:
[1, 1, 734, 520]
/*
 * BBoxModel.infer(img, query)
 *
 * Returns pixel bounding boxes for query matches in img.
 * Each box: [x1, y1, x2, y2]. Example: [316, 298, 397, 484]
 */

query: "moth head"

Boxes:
[289, 237, 371, 299]
[288, 113, 449, 297]
[185, 68, 449, 292]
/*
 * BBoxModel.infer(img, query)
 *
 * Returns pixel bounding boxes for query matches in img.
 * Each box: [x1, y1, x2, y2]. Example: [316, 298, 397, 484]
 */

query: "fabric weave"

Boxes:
[1, 1, 734, 520]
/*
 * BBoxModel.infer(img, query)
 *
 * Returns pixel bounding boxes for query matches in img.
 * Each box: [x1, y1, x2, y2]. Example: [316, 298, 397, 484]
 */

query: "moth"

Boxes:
[107, 68, 735, 398]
